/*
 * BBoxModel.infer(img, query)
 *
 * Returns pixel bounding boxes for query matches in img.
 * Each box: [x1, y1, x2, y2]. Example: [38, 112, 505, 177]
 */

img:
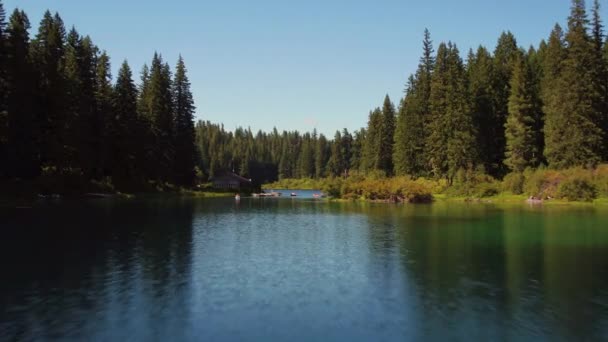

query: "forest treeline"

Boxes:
[0, 1, 197, 193]
[196, 0, 608, 188]
[2, 0, 608, 196]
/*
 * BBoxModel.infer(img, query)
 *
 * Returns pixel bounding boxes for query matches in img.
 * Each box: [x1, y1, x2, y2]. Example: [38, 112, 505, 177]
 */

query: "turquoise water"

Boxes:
[1, 198, 607, 341]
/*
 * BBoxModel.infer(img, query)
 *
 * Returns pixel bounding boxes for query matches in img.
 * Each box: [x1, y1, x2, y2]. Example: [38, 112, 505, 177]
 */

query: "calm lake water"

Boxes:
[1, 197, 608, 341]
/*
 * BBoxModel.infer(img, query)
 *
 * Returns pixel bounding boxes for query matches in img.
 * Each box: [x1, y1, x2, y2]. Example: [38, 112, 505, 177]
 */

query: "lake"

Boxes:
[1, 197, 608, 341]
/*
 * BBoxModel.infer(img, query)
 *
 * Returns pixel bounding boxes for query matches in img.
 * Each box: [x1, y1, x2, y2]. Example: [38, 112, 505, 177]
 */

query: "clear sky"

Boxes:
[2, 0, 600, 136]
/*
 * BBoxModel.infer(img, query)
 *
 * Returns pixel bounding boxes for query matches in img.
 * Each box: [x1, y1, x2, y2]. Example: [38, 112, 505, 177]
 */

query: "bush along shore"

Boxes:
[264, 165, 608, 204]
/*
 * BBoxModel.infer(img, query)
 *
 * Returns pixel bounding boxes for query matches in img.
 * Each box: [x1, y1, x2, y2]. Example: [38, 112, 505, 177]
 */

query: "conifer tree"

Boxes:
[505, 55, 540, 172]
[327, 130, 343, 177]
[95, 51, 113, 177]
[394, 29, 434, 176]
[111, 61, 139, 188]
[147, 53, 174, 181]
[350, 129, 365, 172]
[379, 95, 395, 175]
[63, 27, 82, 168]
[467, 46, 495, 174]
[172, 56, 197, 186]
[490, 32, 519, 177]
[0, 0, 7, 176]
[298, 133, 314, 178]
[361, 108, 382, 172]
[31, 11, 67, 171]
[591, 0, 608, 160]
[5, 9, 39, 178]
[545, 0, 604, 168]
[315, 133, 328, 178]
[427, 43, 477, 183]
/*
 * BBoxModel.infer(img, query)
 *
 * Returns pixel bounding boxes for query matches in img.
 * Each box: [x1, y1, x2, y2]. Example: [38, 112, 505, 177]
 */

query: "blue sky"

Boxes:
[2, 0, 598, 136]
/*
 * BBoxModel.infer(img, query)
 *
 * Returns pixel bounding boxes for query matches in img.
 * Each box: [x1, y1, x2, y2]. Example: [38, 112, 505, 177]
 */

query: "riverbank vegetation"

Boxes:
[266, 164, 608, 203]
[2, 0, 608, 203]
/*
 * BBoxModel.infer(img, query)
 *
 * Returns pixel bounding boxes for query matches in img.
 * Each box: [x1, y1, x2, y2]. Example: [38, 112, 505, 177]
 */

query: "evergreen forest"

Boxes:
[1, 0, 607, 200]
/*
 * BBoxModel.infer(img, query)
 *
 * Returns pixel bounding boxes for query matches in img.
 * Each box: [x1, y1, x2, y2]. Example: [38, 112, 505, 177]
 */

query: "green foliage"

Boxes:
[544, 1, 605, 168]
[426, 42, 478, 182]
[172, 56, 197, 186]
[558, 178, 597, 201]
[324, 176, 434, 203]
[444, 166, 500, 198]
[502, 172, 525, 194]
[505, 54, 541, 172]
[394, 30, 433, 177]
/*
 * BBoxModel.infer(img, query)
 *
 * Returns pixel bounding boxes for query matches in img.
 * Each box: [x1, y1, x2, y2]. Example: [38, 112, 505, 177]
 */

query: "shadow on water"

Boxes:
[1, 198, 608, 341]
[0, 198, 195, 341]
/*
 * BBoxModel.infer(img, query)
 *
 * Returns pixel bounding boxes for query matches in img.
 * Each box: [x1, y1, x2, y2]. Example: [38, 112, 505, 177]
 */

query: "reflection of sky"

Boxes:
[1, 200, 608, 340]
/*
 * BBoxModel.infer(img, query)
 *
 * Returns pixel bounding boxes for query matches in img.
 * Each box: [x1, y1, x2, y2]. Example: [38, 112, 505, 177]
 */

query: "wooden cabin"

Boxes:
[210, 171, 253, 191]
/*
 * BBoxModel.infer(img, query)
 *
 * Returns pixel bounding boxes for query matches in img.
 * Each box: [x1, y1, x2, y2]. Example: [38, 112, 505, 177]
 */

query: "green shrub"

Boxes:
[592, 165, 608, 197]
[557, 179, 597, 202]
[523, 167, 563, 198]
[502, 172, 525, 194]
[474, 182, 500, 197]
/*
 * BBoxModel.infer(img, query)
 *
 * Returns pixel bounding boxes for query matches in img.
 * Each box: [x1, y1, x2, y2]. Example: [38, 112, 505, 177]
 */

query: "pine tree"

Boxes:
[545, 0, 604, 168]
[394, 29, 434, 176]
[172, 56, 197, 186]
[5, 9, 39, 178]
[63, 27, 82, 169]
[147, 53, 174, 181]
[350, 129, 365, 172]
[379, 95, 395, 175]
[591, 0, 608, 160]
[505, 55, 540, 172]
[340, 128, 353, 175]
[361, 108, 383, 172]
[95, 51, 113, 177]
[315, 133, 328, 178]
[0, 0, 7, 176]
[467, 46, 495, 174]
[327, 130, 344, 177]
[298, 133, 314, 178]
[489, 32, 519, 177]
[111, 60, 139, 188]
[31, 11, 67, 172]
[427, 43, 477, 183]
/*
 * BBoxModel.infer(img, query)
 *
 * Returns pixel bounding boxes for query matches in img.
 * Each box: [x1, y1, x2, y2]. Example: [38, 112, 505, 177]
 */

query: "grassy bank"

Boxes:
[266, 165, 608, 204]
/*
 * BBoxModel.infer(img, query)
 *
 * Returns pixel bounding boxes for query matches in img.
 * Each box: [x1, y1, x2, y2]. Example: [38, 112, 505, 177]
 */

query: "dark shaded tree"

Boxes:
[172, 56, 197, 186]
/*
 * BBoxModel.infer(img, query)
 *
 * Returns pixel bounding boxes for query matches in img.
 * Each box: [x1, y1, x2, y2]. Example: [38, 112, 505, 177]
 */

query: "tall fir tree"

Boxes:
[298, 133, 314, 178]
[489, 31, 519, 177]
[545, 0, 604, 168]
[350, 129, 365, 172]
[426, 42, 477, 183]
[379, 95, 395, 175]
[31, 11, 67, 172]
[327, 130, 343, 177]
[315, 133, 328, 178]
[361, 108, 383, 173]
[0, 0, 7, 176]
[147, 53, 174, 181]
[172, 56, 197, 186]
[5, 9, 39, 178]
[505, 54, 541, 172]
[95, 51, 113, 177]
[467, 46, 495, 174]
[591, 0, 608, 160]
[111, 61, 140, 188]
[394, 29, 435, 177]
